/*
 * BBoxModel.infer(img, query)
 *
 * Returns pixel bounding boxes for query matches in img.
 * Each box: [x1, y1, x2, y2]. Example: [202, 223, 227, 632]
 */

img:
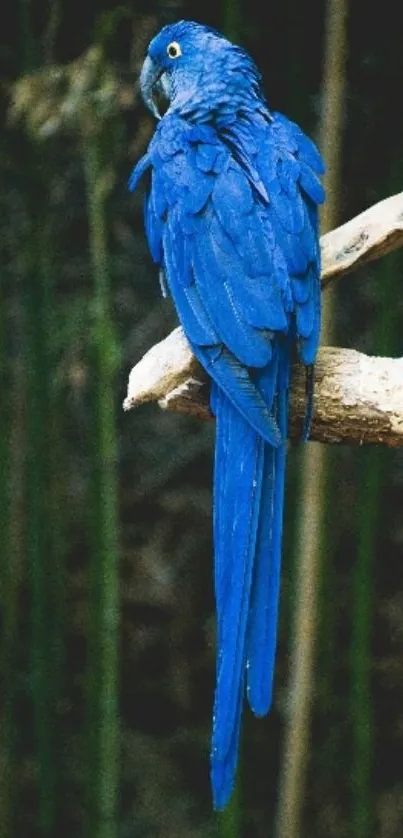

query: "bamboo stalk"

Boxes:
[275, 2, 349, 836]
[0, 237, 15, 838]
[40, 207, 67, 819]
[223, 0, 242, 45]
[24, 189, 58, 836]
[351, 448, 377, 838]
[3, 309, 26, 838]
[350, 243, 400, 836]
[0, 5, 33, 833]
[83, 133, 120, 838]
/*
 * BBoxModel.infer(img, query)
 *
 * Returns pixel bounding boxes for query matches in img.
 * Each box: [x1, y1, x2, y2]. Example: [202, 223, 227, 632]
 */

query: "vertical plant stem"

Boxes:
[24, 185, 58, 836]
[0, 286, 27, 838]
[350, 248, 399, 837]
[17, 0, 36, 69]
[223, 0, 242, 44]
[351, 449, 377, 838]
[15, 2, 60, 826]
[83, 132, 119, 838]
[0, 245, 12, 838]
[0, 5, 34, 832]
[275, 2, 348, 837]
[41, 207, 67, 805]
[43, 0, 62, 64]
[216, 774, 242, 838]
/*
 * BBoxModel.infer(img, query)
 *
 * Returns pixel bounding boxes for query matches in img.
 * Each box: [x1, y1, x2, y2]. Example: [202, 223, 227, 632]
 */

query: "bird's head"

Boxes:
[139, 20, 264, 122]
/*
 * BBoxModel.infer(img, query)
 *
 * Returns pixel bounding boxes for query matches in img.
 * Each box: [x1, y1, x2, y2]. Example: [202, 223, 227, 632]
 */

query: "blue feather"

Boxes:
[191, 236, 274, 366]
[195, 344, 282, 447]
[195, 143, 220, 172]
[296, 271, 316, 338]
[298, 266, 321, 365]
[299, 163, 326, 205]
[128, 152, 151, 191]
[211, 387, 264, 807]
[291, 272, 312, 304]
[212, 167, 254, 236]
[246, 341, 289, 715]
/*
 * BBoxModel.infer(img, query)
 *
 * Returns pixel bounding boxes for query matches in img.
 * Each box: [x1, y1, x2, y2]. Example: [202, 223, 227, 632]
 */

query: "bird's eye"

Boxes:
[167, 41, 182, 59]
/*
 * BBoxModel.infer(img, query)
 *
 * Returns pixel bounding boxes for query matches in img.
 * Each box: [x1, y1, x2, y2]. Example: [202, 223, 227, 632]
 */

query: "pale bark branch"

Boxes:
[124, 192, 403, 446]
[321, 191, 403, 285]
[124, 328, 403, 448]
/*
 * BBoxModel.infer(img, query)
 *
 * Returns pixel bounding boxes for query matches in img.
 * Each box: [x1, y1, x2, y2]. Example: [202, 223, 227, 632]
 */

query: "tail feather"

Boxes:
[210, 342, 290, 808]
[211, 385, 264, 808]
[211, 670, 244, 810]
[246, 343, 289, 714]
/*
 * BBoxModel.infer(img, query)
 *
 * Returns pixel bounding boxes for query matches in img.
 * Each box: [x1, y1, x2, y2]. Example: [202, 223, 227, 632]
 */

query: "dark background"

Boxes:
[1, 1, 403, 836]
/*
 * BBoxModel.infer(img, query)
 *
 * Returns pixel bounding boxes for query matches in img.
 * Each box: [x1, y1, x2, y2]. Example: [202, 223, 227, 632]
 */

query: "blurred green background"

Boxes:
[1, 1, 403, 836]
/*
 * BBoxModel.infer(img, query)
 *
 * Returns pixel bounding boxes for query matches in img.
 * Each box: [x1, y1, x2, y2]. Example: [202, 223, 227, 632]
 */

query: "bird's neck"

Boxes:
[171, 96, 270, 130]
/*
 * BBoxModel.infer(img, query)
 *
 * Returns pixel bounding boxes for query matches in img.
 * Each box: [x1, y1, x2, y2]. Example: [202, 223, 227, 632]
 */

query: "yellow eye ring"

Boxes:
[167, 41, 182, 59]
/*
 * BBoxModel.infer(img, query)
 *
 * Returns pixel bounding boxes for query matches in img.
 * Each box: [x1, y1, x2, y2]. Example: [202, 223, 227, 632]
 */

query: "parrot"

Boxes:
[129, 20, 325, 809]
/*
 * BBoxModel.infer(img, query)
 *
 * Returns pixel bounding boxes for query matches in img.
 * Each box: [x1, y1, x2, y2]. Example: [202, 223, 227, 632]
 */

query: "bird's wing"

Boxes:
[129, 112, 324, 369]
[219, 109, 325, 363]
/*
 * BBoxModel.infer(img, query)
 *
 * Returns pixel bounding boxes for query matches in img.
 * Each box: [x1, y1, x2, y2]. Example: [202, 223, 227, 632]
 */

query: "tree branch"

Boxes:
[124, 329, 403, 448]
[321, 191, 403, 285]
[124, 192, 403, 447]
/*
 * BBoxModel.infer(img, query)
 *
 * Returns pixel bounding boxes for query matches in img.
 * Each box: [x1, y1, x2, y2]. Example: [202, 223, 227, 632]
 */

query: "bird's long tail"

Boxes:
[210, 342, 289, 809]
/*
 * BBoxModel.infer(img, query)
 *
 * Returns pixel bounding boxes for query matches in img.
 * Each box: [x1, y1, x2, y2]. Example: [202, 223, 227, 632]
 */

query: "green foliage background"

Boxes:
[1, 1, 403, 836]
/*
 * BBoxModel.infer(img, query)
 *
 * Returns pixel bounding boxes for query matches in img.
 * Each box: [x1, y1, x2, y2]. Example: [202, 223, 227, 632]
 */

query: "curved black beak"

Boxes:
[140, 55, 163, 120]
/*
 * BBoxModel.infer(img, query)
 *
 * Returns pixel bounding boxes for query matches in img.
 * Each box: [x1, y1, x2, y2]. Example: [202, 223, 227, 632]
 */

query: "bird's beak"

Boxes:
[140, 55, 164, 120]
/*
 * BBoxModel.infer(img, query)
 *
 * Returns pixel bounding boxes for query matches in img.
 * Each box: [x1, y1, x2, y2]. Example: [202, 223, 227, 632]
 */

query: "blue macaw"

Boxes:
[129, 20, 325, 809]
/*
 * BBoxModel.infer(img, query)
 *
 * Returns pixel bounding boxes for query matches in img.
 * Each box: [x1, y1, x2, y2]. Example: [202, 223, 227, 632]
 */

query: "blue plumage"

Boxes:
[129, 20, 325, 809]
